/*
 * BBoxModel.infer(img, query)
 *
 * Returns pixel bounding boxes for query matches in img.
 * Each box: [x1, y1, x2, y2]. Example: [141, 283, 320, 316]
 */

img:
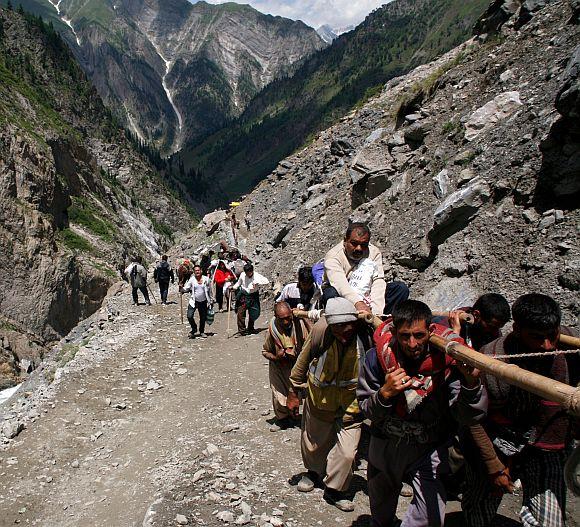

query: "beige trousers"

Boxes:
[269, 359, 293, 419]
[300, 397, 362, 492]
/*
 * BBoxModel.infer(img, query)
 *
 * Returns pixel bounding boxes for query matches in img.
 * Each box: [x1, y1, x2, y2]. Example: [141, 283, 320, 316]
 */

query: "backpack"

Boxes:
[156, 261, 172, 282]
[131, 264, 145, 288]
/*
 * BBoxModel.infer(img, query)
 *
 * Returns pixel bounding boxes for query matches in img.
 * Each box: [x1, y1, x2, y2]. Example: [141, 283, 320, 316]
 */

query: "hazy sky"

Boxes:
[199, 0, 391, 29]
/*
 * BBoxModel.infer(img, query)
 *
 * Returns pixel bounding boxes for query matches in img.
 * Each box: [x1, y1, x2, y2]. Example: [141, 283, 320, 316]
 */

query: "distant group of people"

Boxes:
[122, 222, 578, 527]
[123, 243, 271, 339]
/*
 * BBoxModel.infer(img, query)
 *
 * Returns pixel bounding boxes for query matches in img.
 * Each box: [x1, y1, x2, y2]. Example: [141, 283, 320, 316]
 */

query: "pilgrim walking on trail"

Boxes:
[153, 255, 175, 305]
[125, 256, 150, 306]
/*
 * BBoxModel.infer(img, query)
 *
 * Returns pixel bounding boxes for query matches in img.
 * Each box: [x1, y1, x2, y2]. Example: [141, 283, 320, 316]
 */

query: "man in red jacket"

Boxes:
[357, 300, 487, 527]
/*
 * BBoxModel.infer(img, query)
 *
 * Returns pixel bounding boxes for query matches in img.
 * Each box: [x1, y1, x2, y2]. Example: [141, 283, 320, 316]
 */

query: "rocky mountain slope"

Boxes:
[4, 0, 325, 154]
[178, 0, 489, 209]
[178, 0, 579, 323]
[0, 6, 194, 388]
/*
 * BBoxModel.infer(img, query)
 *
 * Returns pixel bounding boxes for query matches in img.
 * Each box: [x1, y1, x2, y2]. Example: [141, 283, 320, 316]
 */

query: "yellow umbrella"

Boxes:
[229, 201, 241, 207]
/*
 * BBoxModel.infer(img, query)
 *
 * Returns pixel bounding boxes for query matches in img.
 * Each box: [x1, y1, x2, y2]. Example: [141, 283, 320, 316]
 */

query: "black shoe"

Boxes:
[188, 332, 197, 339]
[323, 488, 354, 512]
[269, 417, 291, 432]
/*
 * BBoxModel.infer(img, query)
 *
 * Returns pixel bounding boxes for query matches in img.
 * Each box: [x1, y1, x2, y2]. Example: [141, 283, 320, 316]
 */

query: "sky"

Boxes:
[199, 0, 391, 30]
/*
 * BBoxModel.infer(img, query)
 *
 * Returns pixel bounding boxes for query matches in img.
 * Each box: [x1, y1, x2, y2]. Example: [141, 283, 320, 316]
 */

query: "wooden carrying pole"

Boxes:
[431, 310, 474, 324]
[293, 310, 580, 417]
[429, 334, 580, 417]
[560, 333, 580, 349]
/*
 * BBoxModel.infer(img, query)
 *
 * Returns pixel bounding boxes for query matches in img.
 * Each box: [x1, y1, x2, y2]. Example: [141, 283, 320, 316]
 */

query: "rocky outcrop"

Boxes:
[537, 45, 580, 207]
[0, 8, 194, 388]
[179, 0, 579, 324]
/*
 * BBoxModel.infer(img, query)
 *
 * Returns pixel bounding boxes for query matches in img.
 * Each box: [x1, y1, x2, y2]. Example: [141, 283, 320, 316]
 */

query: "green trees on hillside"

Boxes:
[179, 0, 488, 204]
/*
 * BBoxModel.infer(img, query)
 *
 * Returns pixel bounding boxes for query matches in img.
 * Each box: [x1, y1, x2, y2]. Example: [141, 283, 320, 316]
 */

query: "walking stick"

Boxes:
[147, 283, 158, 304]
[180, 293, 184, 324]
[226, 290, 232, 337]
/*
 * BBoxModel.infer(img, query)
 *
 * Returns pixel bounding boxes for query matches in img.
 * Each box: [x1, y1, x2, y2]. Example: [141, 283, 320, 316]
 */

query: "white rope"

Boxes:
[490, 349, 580, 360]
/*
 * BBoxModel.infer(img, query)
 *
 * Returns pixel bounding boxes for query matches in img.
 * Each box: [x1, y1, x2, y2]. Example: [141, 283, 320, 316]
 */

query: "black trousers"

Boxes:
[215, 284, 224, 310]
[132, 286, 150, 304]
[158, 280, 170, 303]
[187, 301, 208, 334]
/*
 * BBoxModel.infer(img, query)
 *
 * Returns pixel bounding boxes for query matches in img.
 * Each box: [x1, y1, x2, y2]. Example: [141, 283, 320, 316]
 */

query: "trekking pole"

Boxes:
[180, 293, 184, 324]
[226, 290, 232, 337]
[147, 283, 158, 304]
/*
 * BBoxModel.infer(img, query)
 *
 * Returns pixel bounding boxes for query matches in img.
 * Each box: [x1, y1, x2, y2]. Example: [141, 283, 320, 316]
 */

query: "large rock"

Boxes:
[537, 46, 580, 205]
[201, 209, 228, 235]
[516, 0, 555, 28]
[429, 177, 491, 246]
[349, 144, 396, 208]
[473, 0, 521, 34]
[464, 91, 524, 141]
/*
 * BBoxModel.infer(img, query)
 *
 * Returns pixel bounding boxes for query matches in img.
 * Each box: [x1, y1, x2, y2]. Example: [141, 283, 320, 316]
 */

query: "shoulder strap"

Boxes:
[309, 318, 333, 360]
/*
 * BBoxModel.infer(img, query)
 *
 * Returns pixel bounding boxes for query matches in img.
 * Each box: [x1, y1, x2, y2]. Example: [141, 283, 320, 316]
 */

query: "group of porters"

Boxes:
[125, 223, 579, 527]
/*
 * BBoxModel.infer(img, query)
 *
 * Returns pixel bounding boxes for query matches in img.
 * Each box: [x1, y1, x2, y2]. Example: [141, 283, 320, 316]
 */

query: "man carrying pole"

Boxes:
[290, 297, 373, 512]
[357, 299, 487, 526]
[462, 293, 579, 527]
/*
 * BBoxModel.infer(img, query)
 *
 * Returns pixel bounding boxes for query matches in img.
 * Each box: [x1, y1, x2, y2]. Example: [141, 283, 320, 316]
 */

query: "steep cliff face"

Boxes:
[178, 0, 579, 323]
[0, 7, 194, 386]
[7, 0, 325, 154]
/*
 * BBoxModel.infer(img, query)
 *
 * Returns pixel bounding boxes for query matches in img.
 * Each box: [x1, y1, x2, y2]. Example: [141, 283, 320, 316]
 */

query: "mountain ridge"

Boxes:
[177, 0, 489, 209]
[1, 0, 325, 154]
[0, 4, 194, 386]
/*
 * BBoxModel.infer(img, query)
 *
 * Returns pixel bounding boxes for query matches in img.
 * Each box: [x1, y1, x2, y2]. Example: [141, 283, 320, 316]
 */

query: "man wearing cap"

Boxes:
[289, 297, 372, 512]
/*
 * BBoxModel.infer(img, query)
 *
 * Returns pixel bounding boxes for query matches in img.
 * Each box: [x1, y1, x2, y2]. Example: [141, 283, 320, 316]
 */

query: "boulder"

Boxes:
[537, 47, 580, 205]
[465, 91, 524, 141]
[352, 173, 393, 209]
[201, 210, 227, 235]
[429, 177, 491, 246]
[330, 139, 355, 157]
[270, 225, 291, 248]
[432, 169, 450, 199]
[473, 0, 521, 34]
[516, 0, 554, 28]
[404, 122, 429, 147]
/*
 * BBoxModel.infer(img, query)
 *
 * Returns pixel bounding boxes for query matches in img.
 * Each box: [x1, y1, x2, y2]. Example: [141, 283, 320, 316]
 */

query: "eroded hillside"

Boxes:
[0, 6, 194, 387]
[179, 0, 579, 322]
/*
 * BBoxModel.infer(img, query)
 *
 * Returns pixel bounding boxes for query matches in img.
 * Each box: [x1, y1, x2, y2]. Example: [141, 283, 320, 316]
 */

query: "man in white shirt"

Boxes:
[276, 267, 321, 310]
[323, 223, 386, 315]
[232, 263, 269, 335]
[180, 265, 214, 338]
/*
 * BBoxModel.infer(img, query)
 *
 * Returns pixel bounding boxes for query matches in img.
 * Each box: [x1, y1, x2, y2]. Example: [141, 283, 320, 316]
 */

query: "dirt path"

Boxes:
[0, 283, 576, 527]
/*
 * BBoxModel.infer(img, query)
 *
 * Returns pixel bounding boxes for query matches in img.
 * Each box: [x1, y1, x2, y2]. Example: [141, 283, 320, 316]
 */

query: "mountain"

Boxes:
[317, 23, 356, 43]
[0, 5, 194, 387]
[178, 0, 579, 323]
[316, 24, 337, 43]
[177, 0, 490, 209]
[1, 0, 325, 154]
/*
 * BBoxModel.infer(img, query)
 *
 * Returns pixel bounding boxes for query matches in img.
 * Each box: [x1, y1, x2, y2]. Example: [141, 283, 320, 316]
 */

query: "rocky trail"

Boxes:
[0, 283, 576, 527]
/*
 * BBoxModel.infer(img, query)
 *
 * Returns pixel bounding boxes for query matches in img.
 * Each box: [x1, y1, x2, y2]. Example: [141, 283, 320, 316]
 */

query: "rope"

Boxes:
[443, 340, 580, 360]
[490, 349, 580, 360]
